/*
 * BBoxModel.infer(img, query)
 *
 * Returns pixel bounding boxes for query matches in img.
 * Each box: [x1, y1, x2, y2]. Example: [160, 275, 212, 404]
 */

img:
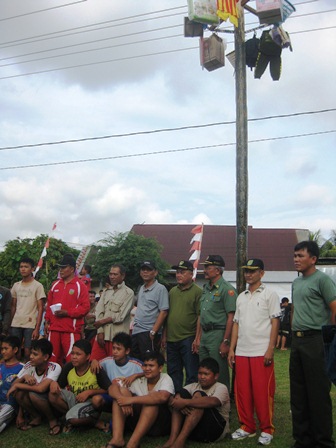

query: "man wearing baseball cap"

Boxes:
[131, 260, 169, 360]
[199, 255, 237, 391]
[228, 259, 281, 446]
[162, 261, 202, 392]
[45, 254, 90, 365]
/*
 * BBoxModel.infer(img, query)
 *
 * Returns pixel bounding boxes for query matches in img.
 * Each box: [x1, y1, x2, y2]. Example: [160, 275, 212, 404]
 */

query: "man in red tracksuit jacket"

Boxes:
[45, 254, 90, 365]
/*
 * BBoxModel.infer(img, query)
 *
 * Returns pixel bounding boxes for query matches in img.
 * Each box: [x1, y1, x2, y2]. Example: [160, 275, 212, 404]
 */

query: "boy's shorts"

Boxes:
[98, 393, 113, 412]
[126, 400, 171, 437]
[60, 389, 99, 421]
[178, 389, 226, 442]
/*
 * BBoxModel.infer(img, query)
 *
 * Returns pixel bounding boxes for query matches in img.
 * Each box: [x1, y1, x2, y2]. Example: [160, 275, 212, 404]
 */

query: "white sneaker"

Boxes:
[258, 432, 273, 445]
[231, 428, 256, 440]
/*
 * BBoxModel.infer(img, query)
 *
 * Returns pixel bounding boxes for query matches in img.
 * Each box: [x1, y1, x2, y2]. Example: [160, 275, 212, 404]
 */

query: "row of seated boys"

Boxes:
[0, 332, 230, 448]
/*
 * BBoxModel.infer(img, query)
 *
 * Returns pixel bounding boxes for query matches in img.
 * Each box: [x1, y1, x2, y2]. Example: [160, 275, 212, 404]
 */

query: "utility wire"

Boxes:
[1, 7, 334, 63]
[0, 9, 185, 49]
[0, 109, 334, 152]
[1, 130, 334, 171]
[1, 24, 334, 81]
[0, 2, 329, 52]
[0, 1, 87, 22]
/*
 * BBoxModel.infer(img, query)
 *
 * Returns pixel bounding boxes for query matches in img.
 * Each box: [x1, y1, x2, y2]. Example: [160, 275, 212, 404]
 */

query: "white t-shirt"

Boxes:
[129, 373, 174, 396]
[234, 284, 281, 356]
[11, 279, 45, 328]
[18, 361, 61, 383]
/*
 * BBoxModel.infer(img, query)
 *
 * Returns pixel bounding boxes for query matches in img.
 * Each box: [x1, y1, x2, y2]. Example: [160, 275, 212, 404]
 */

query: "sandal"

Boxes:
[62, 423, 75, 435]
[49, 423, 62, 435]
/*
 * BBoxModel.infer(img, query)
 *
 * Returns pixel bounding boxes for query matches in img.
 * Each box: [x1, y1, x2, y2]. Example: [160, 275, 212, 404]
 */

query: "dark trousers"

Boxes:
[290, 333, 335, 448]
[131, 331, 161, 361]
[166, 336, 199, 393]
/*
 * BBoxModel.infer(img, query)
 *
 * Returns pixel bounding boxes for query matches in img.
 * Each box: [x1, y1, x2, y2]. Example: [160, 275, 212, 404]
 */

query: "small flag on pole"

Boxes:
[34, 223, 57, 276]
[189, 224, 204, 280]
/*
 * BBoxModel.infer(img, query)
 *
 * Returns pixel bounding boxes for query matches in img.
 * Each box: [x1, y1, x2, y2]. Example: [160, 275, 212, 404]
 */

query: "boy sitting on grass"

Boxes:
[0, 336, 23, 433]
[91, 332, 143, 432]
[104, 351, 174, 448]
[48, 339, 111, 434]
[6, 338, 61, 433]
[162, 357, 230, 448]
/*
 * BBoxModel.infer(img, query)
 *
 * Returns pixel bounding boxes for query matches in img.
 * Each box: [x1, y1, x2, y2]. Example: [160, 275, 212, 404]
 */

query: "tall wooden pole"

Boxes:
[235, 6, 248, 294]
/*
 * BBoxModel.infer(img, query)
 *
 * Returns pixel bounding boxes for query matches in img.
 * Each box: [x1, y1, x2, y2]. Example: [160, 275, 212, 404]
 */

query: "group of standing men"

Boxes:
[0, 239, 335, 448]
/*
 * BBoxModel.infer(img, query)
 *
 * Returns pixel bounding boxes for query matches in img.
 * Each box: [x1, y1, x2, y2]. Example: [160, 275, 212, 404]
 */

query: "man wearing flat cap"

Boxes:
[45, 253, 90, 365]
[228, 259, 281, 446]
[162, 260, 202, 392]
[131, 260, 169, 360]
[199, 255, 237, 390]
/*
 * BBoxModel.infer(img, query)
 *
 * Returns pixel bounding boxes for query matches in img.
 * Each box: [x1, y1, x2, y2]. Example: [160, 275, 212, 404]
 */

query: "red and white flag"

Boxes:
[189, 224, 204, 280]
[34, 222, 57, 276]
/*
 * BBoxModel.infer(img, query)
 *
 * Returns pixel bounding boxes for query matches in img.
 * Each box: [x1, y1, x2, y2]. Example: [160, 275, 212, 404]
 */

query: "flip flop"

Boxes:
[49, 423, 62, 436]
[62, 423, 76, 435]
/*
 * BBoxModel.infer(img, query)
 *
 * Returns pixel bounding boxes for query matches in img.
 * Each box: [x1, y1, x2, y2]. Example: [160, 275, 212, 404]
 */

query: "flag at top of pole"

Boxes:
[189, 224, 204, 280]
[34, 222, 57, 276]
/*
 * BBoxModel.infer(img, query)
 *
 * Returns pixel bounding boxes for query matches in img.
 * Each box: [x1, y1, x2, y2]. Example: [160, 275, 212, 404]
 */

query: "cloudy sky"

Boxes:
[0, 0, 335, 250]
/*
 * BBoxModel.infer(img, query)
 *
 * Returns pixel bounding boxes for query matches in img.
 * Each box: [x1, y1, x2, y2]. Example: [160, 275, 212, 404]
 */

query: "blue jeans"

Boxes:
[167, 336, 199, 392]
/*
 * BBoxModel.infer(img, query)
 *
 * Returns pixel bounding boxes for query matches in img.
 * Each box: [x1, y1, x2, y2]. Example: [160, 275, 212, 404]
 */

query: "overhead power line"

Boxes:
[1, 24, 334, 81]
[0, 1, 87, 22]
[0, 108, 334, 152]
[1, 130, 334, 172]
[0, 8, 185, 49]
[0, 7, 334, 64]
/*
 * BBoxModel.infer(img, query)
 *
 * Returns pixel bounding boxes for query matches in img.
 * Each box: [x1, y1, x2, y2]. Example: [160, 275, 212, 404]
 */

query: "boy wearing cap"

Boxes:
[228, 259, 281, 446]
[162, 260, 202, 392]
[131, 261, 169, 360]
[10, 257, 46, 361]
[45, 254, 90, 365]
[199, 255, 237, 391]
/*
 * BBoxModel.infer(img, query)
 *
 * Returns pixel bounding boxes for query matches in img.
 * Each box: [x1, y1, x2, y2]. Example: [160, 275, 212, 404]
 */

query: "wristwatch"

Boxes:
[150, 330, 156, 336]
[223, 339, 230, 346]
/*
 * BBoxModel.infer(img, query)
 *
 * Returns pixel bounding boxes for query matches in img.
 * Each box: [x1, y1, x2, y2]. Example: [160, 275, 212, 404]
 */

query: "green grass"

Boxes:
[3, 350, 335, 448]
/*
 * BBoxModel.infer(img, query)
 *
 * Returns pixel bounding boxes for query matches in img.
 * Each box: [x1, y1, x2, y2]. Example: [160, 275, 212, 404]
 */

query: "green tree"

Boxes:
[93, 231, 170, 292]
[0, 235, 79, 291]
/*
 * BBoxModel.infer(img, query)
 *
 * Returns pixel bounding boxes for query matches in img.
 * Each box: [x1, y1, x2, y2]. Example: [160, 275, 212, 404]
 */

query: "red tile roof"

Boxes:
[131, 224, 308, 271]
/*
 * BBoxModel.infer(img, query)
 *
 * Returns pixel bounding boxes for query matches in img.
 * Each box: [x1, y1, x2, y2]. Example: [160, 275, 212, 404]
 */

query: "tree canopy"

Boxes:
[0, 235, 79, 291]
[309, 229, 336, 258]
[93, 231, 170, 292]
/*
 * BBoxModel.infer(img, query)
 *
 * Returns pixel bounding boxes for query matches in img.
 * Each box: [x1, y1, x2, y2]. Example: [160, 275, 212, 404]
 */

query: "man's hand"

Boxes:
[219, 341, 230, 358]
[116, 396, 133, 407]
[228, 348, 235, 368]
[76, 390, 92, 402]
[32, 328, 40, 340]
[192, 338, 200, 354]
[90, 359, 100, 374]
[264, 347, 275, 366]
[170, 395, 187, 411]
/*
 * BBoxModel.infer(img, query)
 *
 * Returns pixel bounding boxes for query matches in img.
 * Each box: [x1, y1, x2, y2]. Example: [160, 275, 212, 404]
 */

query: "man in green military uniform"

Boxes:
[199, 255, 237, 390]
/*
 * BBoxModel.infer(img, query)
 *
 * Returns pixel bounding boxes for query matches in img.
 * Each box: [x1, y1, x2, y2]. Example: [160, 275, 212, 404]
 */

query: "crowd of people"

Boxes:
[0, 240, 335, 448]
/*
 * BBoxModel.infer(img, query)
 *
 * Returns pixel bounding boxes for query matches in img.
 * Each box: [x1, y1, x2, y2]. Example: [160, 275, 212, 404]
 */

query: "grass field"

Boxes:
[2, 350, 335, 448]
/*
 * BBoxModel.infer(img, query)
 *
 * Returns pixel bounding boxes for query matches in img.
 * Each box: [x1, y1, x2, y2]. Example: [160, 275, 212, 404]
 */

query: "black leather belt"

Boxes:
[202, 324, 225, 332]
[293, 330, 321, 338]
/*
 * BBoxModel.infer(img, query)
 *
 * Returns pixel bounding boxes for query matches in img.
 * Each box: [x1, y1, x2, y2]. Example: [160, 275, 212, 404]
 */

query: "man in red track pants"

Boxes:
[228, 259, 281, 446]
[45, 254, 90, 365]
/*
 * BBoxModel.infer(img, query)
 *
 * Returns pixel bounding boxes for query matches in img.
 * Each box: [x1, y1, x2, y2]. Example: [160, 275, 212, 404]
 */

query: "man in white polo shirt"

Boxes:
[228, 259, 281, 446]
